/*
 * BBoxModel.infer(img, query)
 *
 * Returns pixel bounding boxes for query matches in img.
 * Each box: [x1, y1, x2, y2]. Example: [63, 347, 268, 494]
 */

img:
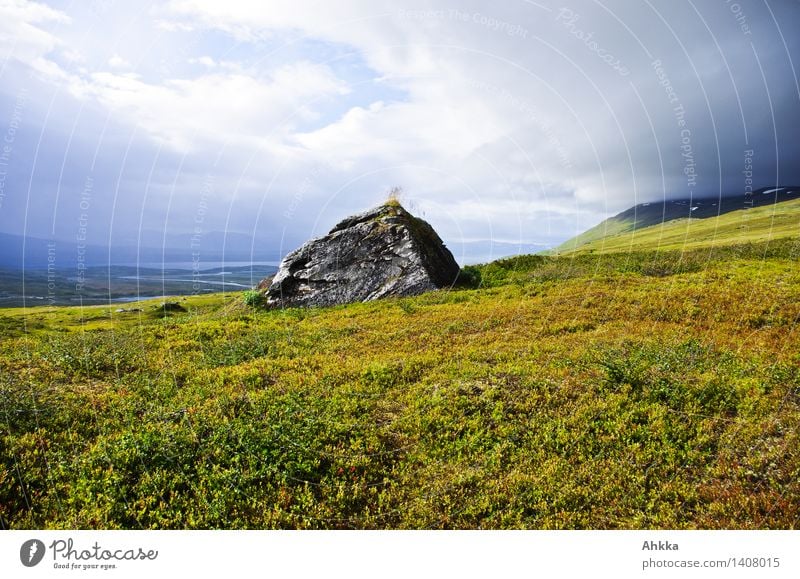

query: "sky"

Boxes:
[0, 0, 798, 264]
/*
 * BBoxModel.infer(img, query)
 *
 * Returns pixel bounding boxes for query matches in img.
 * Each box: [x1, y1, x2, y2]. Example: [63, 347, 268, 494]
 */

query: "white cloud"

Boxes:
[154, 19, 195, 33]
[0, 2, 353, 155]
[107, 54, 130, 69]
[159, 1, 604, 211]
[73, 62, 350, 151]
[189, 55, 216, 68]
[0, 0, 70, 75]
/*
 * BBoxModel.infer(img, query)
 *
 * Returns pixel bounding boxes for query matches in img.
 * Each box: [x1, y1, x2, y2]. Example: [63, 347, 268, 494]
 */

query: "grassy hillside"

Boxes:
[555, 196, 800, 254]
[553, 187, 800, 253]
[2, 237, 799, 529]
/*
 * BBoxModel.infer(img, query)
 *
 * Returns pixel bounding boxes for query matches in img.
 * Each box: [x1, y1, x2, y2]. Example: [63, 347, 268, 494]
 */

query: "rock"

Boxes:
[264, 200, 460, 308]
[157, 301, 186, 312]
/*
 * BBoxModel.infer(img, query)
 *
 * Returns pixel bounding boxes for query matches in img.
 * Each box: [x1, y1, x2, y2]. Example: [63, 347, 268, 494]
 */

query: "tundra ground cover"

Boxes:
[1, 239, 799, 528]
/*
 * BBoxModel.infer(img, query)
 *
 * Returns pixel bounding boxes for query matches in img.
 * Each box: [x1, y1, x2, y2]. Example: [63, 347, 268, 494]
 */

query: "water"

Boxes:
[0, 262, 279, 307]
[119, 261, 281, 270]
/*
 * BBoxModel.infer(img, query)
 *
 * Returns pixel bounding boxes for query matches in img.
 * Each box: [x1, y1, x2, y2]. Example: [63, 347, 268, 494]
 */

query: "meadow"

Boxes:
[1, 211, 799, 528]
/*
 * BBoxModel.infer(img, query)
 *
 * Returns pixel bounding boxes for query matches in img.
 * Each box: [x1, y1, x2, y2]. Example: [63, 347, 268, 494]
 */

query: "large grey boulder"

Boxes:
[264, 201, 460, 308]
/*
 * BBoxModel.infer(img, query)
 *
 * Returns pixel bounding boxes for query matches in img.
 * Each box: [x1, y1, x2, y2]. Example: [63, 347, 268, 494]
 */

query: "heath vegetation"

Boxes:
[2, 195, 799, 529]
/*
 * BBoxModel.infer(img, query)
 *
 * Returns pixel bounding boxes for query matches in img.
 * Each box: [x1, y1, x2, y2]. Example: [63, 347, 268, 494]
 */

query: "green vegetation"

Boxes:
[555, 196, 800, 254]
[551, 214, 634, 253]
[242, 290, 266, 308]
[1, 234, 799, 528]
[552, 189, 800, 254]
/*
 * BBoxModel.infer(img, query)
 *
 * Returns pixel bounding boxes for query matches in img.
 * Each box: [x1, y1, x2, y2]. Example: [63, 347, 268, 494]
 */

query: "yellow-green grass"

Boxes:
[555, 197, 800, 255]
[0, 293, 237, 336]
[2, 239, 799, 529]
[549, 215, 635, 254]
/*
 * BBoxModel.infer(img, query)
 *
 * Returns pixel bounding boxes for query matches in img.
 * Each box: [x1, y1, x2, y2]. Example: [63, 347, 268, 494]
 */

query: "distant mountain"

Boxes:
[554, 186, 800, 253]
[1, 230, 544, 269]
[0, 263, 278, 307]
[451, 239, 550, 265]
[131, 230, 271, 253]
[0, 231, 281, 269]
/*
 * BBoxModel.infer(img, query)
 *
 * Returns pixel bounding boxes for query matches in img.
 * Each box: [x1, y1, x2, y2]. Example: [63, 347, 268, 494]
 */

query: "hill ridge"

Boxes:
[554, 186, 800, 253]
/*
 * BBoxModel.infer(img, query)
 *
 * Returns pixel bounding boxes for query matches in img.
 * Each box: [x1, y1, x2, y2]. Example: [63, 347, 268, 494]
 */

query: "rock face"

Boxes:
[264, 201, 460, 308]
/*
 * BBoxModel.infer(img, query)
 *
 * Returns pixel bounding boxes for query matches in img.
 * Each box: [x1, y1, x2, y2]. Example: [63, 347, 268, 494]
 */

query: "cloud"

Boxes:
[107, 54, 130, 69]
[189, 55, 216, 68]
[155, 1, 644, 215]
[0, 0, 70, 75]
[70, 62, 350, 151]
[160, 0, 800, 214]
[1, 2, 352, 152]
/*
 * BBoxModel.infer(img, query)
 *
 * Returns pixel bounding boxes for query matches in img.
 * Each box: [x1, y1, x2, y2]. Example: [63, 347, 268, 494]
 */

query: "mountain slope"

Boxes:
[554, 187, 800, 254]
[554, 186, 800, 253]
